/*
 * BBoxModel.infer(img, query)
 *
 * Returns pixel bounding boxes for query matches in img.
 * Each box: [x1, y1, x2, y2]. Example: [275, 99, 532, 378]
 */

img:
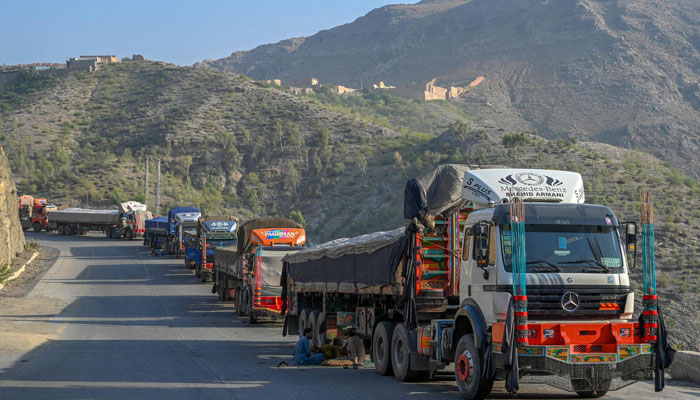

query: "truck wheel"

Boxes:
[247, 287, 257, 324]
[217, 274, 226, 302]
[105, 229, 112, 238]
[57, 225, 65, 235]
[125, 229, 133, 240]
[310, 311, 324, 348]
[571, 378, 610, 398]
[33, 222, 42, 232]
[373, 321, 395, 376]
[65, 226, 74, 236]
[235, 289, 245, 316]
[392, 322, 423, 381]
[298, 309, 310, 338]
[195, 263, 201, 278]
[454, 334, 493, 400]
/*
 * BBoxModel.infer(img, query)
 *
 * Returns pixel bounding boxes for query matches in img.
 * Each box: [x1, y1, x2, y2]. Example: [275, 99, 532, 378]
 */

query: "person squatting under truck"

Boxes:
[294, 328, 324, 365]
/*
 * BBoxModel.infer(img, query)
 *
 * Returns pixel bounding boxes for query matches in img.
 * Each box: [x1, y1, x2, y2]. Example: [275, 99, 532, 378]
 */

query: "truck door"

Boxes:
[460, 221, 498, 322]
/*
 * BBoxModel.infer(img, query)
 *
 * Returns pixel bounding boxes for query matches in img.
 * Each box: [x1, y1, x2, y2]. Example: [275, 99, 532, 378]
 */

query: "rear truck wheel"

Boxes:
[392, 322, 424, 381]
[373, 321, 395, 376]
[217, 274, 226, 302]
[65, 226, 74, 236]
[195, 263, 201, 278]
[105, 229, 112, 238]
[125, 229, 133, 240]
[57, 225, 64, 235]
[247, 287, 257, 324]
[310, 310, 323, 348]
[33, 222, 42, 232]
[571, 378, 610, 398]
[454, 334, 493, 400]
[298, 309, 311, 338]
[235, 289, 245, 317]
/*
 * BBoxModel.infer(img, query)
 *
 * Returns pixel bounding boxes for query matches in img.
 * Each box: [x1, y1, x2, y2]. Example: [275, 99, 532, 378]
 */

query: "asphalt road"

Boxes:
[0, 233, 698, 400]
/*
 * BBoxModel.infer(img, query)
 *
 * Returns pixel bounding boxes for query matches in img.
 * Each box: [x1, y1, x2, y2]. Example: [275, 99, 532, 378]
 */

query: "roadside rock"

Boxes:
[0, 146, 24, 268]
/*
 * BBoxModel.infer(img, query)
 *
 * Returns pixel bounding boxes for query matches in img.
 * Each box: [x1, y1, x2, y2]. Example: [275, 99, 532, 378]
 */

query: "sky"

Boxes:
[0, 0, 409, 66]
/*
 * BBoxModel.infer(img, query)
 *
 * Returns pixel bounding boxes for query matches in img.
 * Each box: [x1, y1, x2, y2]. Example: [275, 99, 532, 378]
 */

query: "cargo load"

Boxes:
[48, 208, 121, 224]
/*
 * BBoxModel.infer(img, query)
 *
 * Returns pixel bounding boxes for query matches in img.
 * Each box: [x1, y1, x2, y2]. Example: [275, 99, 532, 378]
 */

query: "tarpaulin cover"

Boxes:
[237, 218, 303, 256]
[284, 227, 408, 287]
[260, 248, 298, 297]
[168, 207, 200, 225]
[48, 208, 121, 224]
[198, 215, 239, 236]
[404, 164, 471, 224]
[145, 216, 168, 230]
[120, 201, 147, 213]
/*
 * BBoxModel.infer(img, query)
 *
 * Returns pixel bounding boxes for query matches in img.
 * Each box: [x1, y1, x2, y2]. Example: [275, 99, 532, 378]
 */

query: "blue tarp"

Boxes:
[145, 216, 168, 230]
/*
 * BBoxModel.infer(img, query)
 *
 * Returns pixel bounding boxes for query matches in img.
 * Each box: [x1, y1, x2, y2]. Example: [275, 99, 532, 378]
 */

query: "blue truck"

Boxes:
[166, 206, 201, 257]
[144, 216, 169, 248]
[184, 215, 238, 282]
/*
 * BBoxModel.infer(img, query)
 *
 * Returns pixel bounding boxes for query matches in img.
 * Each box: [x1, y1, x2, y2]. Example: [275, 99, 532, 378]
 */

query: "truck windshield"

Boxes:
[501, 224, 623, 273]
[208, 239, 236, 248]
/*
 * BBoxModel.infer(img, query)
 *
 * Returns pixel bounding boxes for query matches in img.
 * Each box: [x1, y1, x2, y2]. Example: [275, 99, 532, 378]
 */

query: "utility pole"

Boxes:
[155, 159, 161, 215]
[144, 157, 150, 208]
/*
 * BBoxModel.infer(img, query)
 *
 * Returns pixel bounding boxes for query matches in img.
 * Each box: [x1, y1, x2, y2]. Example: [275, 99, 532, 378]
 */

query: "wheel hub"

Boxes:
[457, 351, 473, 382]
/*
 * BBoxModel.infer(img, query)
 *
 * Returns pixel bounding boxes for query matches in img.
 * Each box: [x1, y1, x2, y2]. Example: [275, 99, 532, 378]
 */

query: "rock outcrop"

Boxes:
[0, 146, 25, 267]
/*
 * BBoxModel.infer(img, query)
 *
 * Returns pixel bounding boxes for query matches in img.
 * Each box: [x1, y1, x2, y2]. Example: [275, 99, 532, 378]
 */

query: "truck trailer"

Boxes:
[48, 208, 123, 236]
[144, 216, 169, 249]
[213, 218, 306, 323]
[184, 215, 238, 282]
[281, 165, 672, 399]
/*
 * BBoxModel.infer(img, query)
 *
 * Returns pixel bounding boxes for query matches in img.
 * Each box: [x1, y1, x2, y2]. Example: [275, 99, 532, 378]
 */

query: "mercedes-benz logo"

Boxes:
[561, 292, 580, 312]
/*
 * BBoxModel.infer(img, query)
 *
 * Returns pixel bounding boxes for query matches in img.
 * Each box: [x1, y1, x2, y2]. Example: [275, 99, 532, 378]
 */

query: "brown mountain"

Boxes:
[198, 0, 700, 177]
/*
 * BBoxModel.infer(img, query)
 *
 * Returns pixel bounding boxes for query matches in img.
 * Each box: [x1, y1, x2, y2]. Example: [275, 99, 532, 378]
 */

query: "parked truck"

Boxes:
[281, 165, 671, 399]
[213, 218, 306, 323]
[48, 208, 123, 236]
[166, 207, 201, 257]
[18, 195, 56, 232]
[117, 201, 152, 240]
[144, 216, 169, 249]
[184, 215, 238, 282]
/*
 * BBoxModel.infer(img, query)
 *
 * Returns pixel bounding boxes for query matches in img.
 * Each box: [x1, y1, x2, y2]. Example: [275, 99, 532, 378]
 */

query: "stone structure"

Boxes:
[386, 77, 482, 101]
[336, 85, 358, 94]
[370, 81, 395, 90]
[293, 77, 319, 88]
[132, 54, 146, 61]
[67, 55, 118, 72]
[0, 146, 25, 267]
[265, 79, 282, 86]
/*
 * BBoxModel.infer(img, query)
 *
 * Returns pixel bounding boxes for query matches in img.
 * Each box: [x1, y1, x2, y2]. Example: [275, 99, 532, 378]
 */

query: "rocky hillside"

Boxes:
[199, 0, 700, 178]
[0, 146, 25, 268]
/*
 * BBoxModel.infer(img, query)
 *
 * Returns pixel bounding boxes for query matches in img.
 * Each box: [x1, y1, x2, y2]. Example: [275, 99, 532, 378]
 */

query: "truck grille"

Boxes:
[525, 285, 630, 318]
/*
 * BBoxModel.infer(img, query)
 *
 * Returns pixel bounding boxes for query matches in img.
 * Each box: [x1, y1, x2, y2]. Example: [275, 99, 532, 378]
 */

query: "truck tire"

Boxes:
[57, 225, 65, 235]
[105, 229, 112, 238]
[235, 289, 245, 317]
[373, 321, 395, 376]
[217, 274, 226, 302]
[391, 322, 424, 381]
[246, 287, 257, 324]
[125, 229, 133, 240]
[454, 334, 493, 400]
[310, 311, 324, 348]
[33, 222, 42, 232]
[298, 309, 310, 338]
[65, 226, 74, 236]
[195, 263, 201, 278]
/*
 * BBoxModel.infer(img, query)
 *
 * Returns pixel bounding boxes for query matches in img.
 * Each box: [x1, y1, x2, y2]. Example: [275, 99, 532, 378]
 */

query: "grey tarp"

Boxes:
[237, 218, 303, 256]
[283, 227, 408, 290]
[260, 248, 299, 297]
[197, 215, 239, 236]
[214, 245, 239, 276]
[403, 164, 471, 225]
[48, 208, 121, 224]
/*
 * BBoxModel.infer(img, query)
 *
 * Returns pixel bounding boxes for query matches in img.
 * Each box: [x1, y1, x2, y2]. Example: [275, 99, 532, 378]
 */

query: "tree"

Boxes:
[289, 210, 306, 227]
[355, 153, 367, 176]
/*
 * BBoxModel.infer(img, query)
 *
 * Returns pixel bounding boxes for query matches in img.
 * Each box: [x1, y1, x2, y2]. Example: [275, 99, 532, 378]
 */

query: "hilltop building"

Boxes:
[67, 55, 118, 72]
[386, 76, 485, 101]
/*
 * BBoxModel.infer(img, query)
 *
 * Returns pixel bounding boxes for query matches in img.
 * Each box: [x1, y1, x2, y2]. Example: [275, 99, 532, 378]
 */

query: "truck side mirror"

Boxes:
[471, 222, 491, 279]
[622, 221, 637, 269]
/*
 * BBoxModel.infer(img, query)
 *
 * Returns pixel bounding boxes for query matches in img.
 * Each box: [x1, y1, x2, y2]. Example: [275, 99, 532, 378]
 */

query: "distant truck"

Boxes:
[281, 165, 668, 399]
[213, 218, 306, 323]
[166, 207, 201, 257]
[48, 201, 150, 238]
[18, 195, 56, 232]
[184, 215, 238, 282]
[48, 208, 123, 236]
[144, 216, 169, 248]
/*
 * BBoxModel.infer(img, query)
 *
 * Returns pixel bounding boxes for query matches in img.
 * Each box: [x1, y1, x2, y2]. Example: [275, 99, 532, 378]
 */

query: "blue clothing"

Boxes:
[294, 336, 324, 365]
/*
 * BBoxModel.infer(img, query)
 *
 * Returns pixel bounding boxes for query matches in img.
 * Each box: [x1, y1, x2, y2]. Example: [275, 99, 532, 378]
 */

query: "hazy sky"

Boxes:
[0, 0, 408, 66]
